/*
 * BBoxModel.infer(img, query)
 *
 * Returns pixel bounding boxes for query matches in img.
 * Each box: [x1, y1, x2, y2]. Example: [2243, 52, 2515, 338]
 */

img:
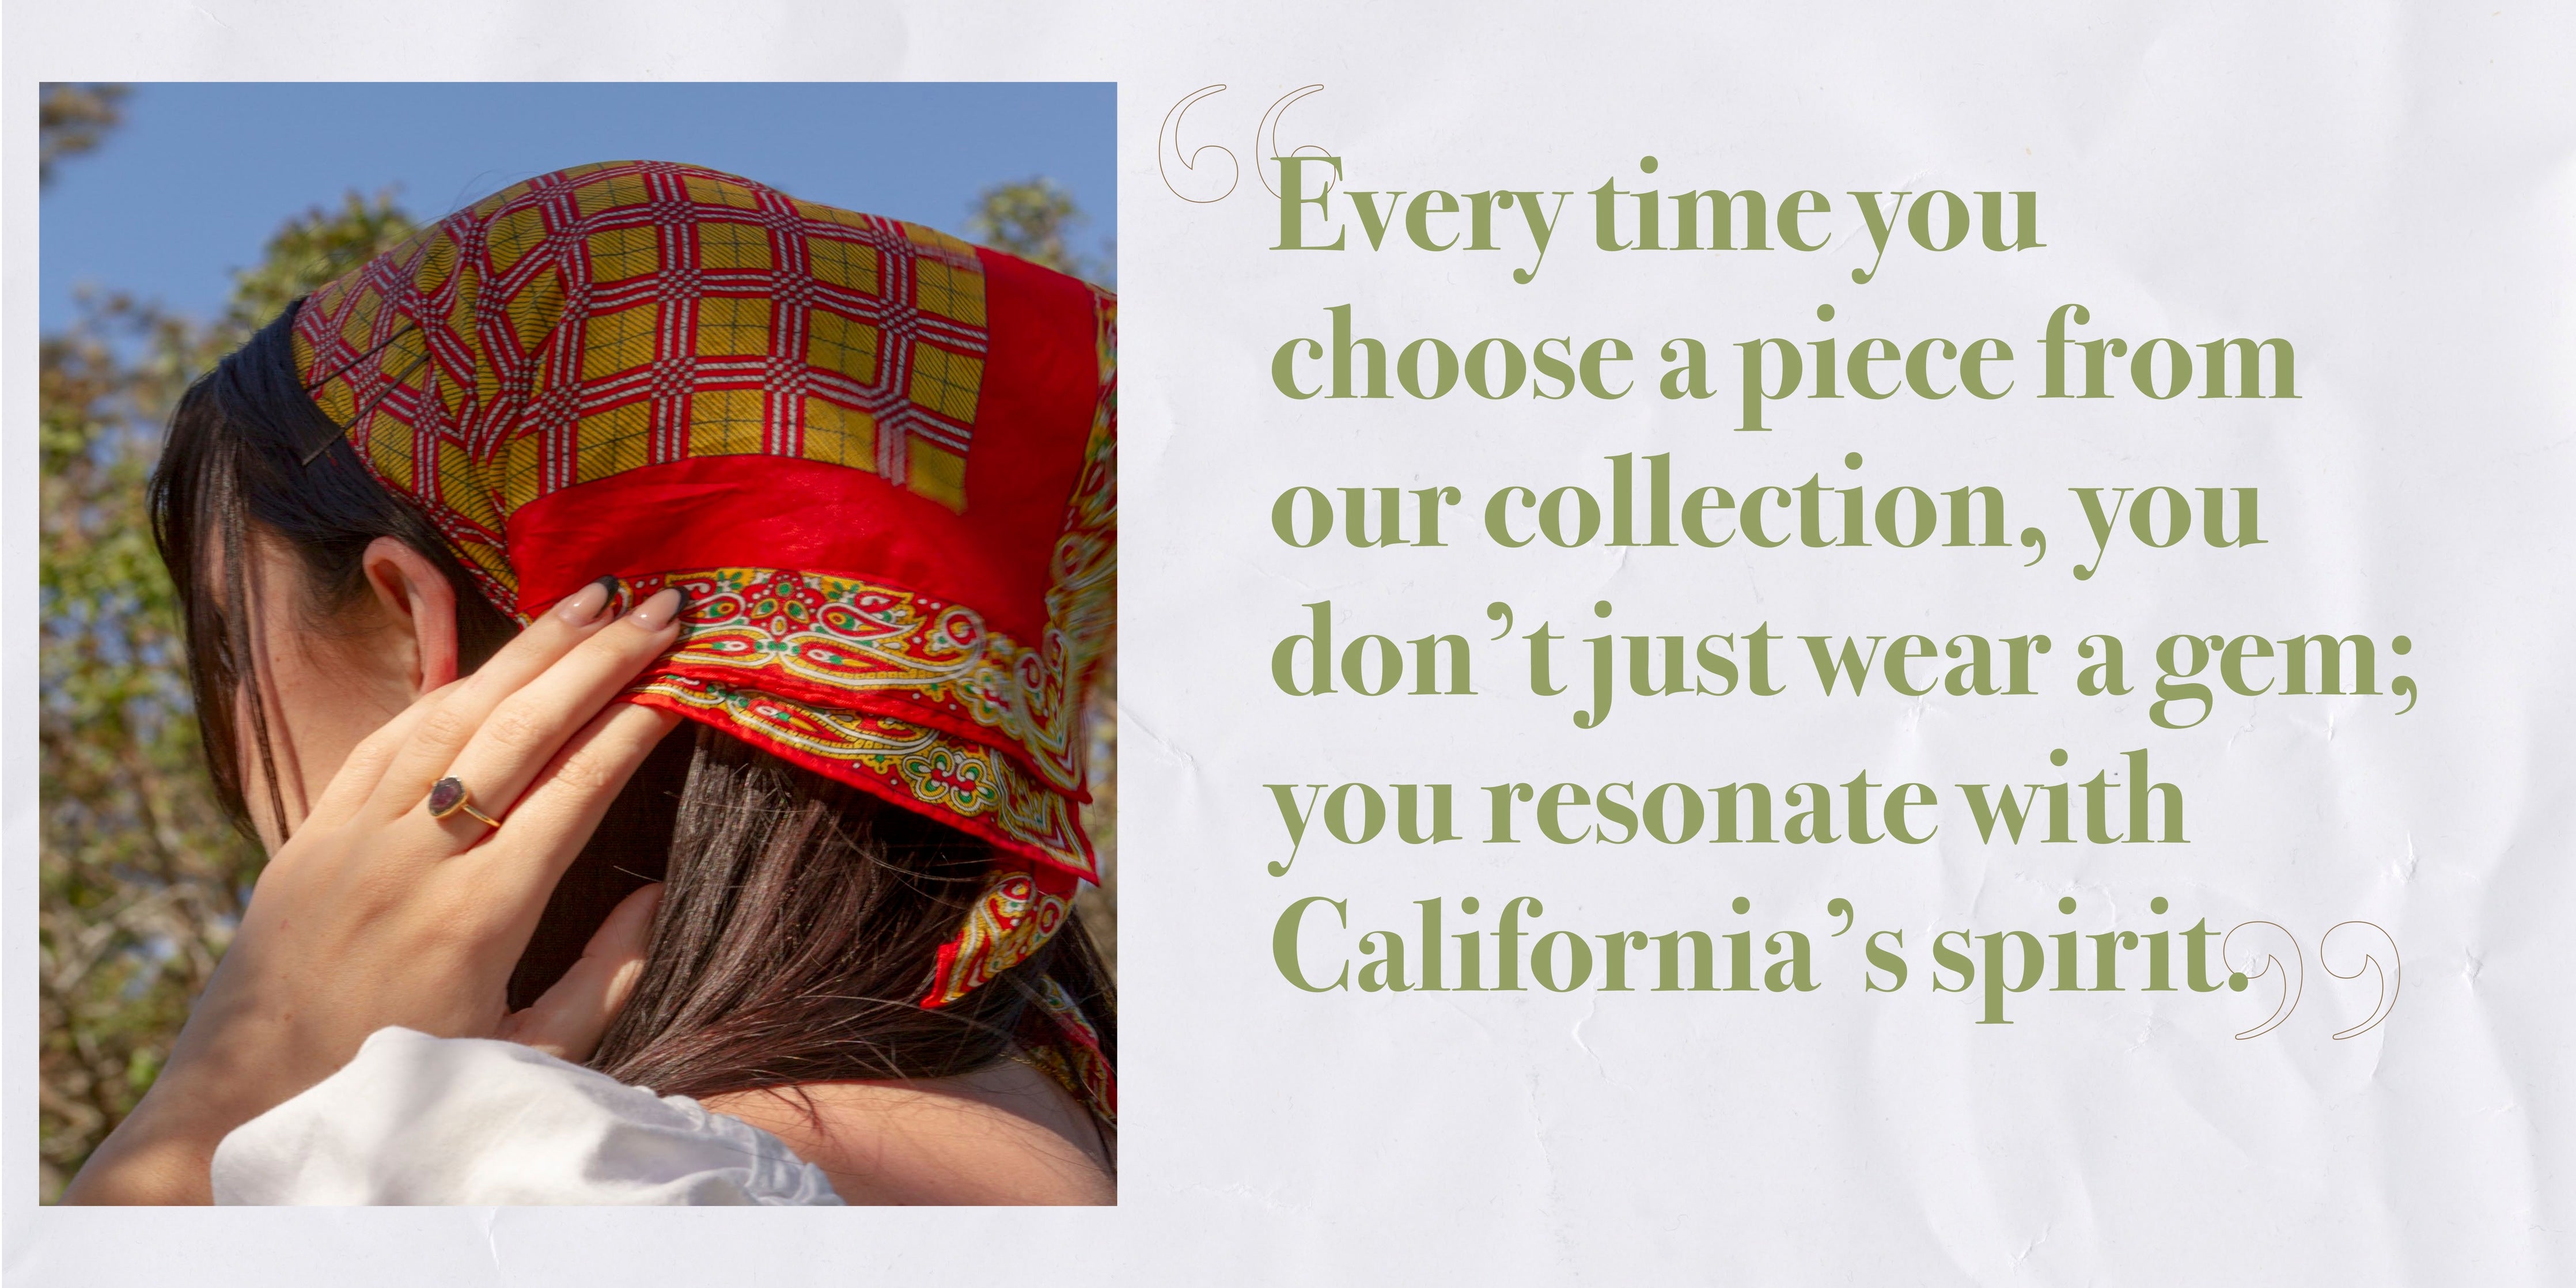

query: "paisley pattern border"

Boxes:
[615, 566, 1085, 795]
[626, 675, 1094, 882]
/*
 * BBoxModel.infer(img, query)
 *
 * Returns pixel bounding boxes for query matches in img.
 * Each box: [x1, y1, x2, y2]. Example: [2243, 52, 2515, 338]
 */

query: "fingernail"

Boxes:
[626, 587, 685, 631]
[554, 577, 616, 625]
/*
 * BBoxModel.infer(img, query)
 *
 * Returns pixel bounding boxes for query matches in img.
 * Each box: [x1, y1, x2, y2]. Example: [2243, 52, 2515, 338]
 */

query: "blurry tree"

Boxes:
[969, 177, 1115, 287]
[39, 170, 418, 1199]
[39, 84, 128, 188]
[39, 290, 235, 1204]
[1078, 670, 1117, 979]
[225, 190, 418, 332]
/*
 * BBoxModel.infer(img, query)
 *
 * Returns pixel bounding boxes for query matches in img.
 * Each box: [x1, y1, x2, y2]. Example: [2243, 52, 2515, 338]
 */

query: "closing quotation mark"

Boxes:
[1157, 85, 1237, 203]
[2222, 921, 2304, 1040]
[2320, 921, 2401, 1040]
[2223, 920, 2403, 1040]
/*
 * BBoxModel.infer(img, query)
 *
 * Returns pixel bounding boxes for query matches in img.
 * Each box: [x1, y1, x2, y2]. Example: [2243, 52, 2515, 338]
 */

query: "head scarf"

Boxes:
[290, 160, 1113, 1118]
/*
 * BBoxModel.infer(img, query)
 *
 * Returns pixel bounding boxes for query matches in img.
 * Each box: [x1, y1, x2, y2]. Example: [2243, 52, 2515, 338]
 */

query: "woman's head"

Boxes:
[147, 160, 1116, 1117]
[149, 306, 517, 849]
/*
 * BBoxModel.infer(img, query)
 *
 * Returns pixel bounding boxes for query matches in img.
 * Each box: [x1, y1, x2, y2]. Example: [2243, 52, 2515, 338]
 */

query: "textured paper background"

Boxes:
[7, 2, 2572, 1283]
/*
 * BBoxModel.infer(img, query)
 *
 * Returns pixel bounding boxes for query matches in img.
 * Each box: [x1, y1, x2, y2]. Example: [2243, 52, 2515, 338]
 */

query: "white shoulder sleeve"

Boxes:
[210, 1026, 843, 1206]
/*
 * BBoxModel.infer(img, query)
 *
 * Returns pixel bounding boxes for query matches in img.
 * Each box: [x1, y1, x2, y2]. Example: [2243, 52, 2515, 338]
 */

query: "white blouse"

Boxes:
[210, 1026, 843, 1205]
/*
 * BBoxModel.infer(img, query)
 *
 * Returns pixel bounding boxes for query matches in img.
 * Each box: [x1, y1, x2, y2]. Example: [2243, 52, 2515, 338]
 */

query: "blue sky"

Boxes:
[39, 82, 1116, 333]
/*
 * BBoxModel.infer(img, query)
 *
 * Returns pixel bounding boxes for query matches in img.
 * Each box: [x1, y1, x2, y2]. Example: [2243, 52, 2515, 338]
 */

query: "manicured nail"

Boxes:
[626, 587, 685, 631]
[553, 577, 616, 625]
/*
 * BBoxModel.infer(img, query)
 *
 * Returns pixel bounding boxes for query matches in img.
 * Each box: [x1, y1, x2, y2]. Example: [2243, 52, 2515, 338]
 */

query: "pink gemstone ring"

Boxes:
[424, 776, 503, 829]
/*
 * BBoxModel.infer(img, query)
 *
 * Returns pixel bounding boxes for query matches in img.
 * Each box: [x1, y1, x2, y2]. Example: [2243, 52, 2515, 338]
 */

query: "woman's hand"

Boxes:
[64, 582, 688, 1204]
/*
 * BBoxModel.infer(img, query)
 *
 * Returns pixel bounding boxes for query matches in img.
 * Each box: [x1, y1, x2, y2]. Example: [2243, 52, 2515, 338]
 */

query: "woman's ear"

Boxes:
[359, 537, 461, 696]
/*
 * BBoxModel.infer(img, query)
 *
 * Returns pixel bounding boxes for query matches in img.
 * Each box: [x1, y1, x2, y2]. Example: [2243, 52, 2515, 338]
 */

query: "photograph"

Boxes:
[37, 82, 1117, 1206]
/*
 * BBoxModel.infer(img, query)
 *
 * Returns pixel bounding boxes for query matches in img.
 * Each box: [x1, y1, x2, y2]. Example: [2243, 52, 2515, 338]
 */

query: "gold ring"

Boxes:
[425, 776, 502, 829]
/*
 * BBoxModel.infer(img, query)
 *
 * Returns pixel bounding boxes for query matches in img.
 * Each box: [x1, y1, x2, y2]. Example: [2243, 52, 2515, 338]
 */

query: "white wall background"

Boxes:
[7, 2, 2571, 1283]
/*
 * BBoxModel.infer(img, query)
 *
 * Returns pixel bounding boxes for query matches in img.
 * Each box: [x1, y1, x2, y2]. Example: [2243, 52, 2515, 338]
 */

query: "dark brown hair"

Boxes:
[149, 304, 1114, 1122]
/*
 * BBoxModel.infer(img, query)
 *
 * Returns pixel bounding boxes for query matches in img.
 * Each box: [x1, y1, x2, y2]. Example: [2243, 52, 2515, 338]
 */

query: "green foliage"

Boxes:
[40, 290, 244, 1203]
[225, 190, 416, 336]
[38, 194, 419, 1202]
[969, 177, 1115, 287]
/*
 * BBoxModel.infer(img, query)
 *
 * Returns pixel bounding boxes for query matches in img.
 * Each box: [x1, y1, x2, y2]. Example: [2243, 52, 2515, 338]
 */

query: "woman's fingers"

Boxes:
[366, 578, 628, 819]
[472, 702, 685, 912]
[298, 680, 456, 832]
[497, 881, 665, 1063]
[422, 591, 685, 846]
